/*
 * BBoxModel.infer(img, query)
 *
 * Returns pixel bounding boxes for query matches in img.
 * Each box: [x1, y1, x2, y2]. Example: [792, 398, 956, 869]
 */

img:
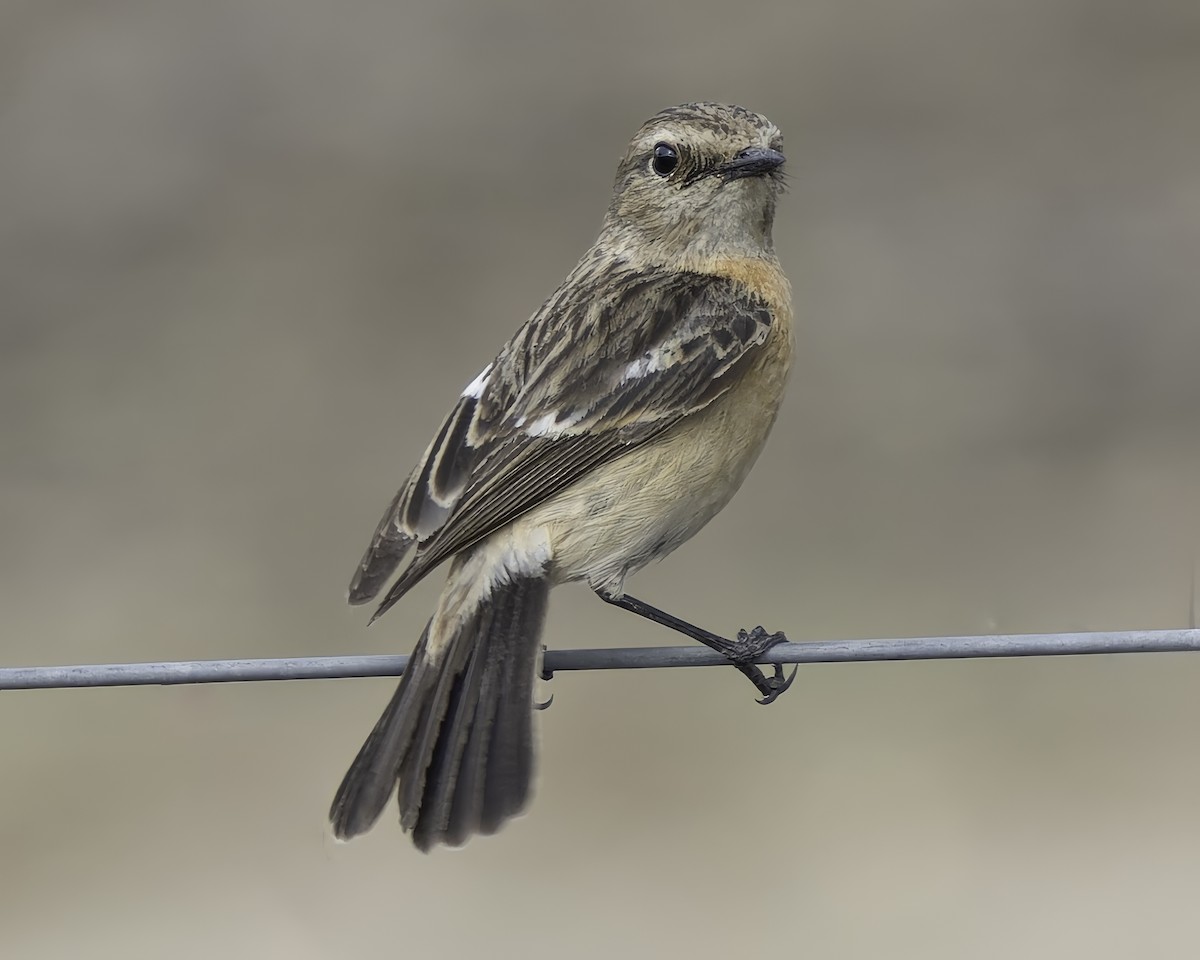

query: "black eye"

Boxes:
[651, 142, 679, 177]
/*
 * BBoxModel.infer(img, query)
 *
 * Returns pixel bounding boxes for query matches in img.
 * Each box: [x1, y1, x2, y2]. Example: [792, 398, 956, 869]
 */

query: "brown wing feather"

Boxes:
[347, 488, 414, 604]
[357, 266, 773, 621]
[349, 388, 485, 603]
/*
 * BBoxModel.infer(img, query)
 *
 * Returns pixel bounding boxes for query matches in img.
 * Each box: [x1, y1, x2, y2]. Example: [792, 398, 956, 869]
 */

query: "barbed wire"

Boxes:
[1, 629, 1197, 691]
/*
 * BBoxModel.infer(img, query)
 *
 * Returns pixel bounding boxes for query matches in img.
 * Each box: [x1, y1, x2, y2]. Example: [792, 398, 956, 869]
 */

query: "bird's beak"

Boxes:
[716, 146, 786, 181]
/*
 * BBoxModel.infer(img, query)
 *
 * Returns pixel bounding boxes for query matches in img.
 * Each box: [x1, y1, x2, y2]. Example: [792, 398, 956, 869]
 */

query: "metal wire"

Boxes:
[1, 629, 1197, 691]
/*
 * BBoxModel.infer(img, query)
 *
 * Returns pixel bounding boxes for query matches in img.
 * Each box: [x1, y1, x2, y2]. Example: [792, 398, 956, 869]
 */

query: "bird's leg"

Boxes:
[595, 590, 797, 704]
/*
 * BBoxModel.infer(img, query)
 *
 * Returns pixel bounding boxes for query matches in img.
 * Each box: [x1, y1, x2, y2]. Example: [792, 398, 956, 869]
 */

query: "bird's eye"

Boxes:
[651, 142, 679, 177]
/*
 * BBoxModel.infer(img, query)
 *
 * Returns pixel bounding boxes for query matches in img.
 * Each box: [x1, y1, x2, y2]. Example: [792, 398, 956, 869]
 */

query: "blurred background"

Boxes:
[2, 0, 1199, 956]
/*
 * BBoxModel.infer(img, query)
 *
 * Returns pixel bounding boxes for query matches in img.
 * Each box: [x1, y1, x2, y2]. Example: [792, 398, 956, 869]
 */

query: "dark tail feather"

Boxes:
[329, 573, 550, 850]
[413, 576, 546, 848]
[328, 621, 437, 839]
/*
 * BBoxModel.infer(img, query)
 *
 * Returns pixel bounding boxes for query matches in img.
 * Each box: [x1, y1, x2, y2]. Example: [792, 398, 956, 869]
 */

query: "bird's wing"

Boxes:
[348, 266, 775, 618]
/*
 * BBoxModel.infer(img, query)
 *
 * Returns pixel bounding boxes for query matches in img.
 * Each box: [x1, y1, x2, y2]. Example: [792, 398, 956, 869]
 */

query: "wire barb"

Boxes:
[1, 630, 1198, 691]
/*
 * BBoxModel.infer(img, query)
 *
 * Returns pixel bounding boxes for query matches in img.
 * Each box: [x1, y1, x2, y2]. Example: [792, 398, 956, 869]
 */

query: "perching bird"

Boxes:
[331, 102, 794, 851]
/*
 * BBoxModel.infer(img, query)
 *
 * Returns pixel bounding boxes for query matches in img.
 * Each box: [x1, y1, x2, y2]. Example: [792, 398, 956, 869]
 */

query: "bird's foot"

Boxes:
[725, 626, 797, 705]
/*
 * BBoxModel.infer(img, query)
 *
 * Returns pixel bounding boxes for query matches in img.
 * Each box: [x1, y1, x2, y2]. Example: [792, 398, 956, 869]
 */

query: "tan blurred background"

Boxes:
[3, 0, 1199, 956]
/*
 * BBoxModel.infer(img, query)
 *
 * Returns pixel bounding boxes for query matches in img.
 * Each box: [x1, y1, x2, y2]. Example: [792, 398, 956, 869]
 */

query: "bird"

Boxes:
[330, 101, 795, 851]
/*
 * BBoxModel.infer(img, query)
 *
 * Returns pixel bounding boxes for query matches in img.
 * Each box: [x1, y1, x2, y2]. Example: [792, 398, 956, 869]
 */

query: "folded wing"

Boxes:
[348, 266, 774, 620]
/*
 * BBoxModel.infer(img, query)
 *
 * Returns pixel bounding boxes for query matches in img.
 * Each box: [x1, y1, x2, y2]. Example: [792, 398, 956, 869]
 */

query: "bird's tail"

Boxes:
[329, 565, 550, 851]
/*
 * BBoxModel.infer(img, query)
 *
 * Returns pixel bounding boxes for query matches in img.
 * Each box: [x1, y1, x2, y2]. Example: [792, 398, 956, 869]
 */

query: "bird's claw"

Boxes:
[754, 663, 798, 705]
[726, 625, 796, 705]
[732, 625, 787, 661]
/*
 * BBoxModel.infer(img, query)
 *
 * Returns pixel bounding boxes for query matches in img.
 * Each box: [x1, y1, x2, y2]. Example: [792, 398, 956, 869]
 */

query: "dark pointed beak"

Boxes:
[716, 146, 786, 181]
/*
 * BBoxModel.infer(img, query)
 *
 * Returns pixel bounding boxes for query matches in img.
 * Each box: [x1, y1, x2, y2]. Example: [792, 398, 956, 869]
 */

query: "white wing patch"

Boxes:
[462, 362, 494, 399]
[519, 409, 588, 438]
[524, 412, 563, 437]
[620, 345, 679, 383]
